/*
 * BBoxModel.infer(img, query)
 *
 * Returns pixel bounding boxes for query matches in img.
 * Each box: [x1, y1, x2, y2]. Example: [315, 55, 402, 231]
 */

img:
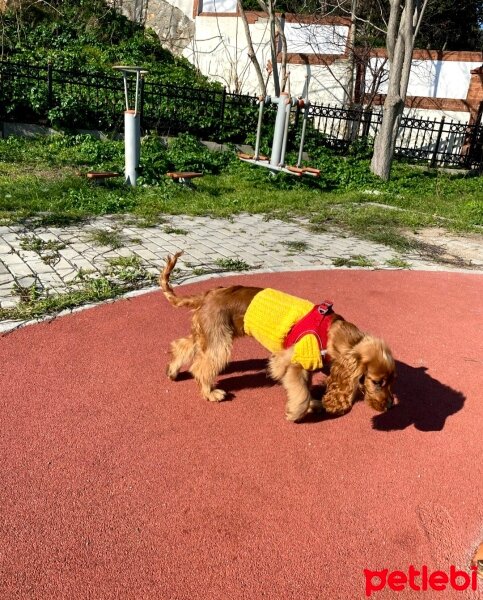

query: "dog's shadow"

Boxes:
[219, 359, 275, 398]
[372, 361, 465, 432]
[175, 359, 466, 430]
[174, 359, 276, 399]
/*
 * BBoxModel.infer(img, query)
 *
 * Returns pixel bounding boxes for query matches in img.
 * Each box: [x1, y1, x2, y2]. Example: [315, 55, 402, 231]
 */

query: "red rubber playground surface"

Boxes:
[1, 269, 482, 599]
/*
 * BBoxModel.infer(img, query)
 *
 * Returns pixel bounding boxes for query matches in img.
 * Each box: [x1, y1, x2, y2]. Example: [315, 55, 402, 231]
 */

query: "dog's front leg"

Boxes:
[282, 363, 313, 422]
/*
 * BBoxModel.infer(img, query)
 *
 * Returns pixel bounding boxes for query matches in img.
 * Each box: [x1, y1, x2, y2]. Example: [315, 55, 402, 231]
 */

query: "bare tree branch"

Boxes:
[237, 0, 267, 95]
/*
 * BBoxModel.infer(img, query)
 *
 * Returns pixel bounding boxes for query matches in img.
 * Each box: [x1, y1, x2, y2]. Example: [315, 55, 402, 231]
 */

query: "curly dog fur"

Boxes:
[160, 252, 396, 421]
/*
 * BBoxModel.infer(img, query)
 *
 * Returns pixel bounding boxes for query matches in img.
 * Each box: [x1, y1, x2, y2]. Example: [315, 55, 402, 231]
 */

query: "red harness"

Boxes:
[283, 301, 334, 361]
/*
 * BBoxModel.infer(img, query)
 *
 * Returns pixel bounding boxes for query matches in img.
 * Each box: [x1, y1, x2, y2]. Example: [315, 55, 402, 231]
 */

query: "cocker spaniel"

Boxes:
[160, 252, 396, 421]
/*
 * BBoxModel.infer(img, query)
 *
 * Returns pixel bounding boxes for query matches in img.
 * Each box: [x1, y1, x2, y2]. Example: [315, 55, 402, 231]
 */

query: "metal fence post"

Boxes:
[219, 86, 227, 141]
[430, 117, 445, 168]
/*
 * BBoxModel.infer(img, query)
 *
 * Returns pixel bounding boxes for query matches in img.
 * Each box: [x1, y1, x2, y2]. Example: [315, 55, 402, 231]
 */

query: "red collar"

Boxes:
[283, 301, 334, 361]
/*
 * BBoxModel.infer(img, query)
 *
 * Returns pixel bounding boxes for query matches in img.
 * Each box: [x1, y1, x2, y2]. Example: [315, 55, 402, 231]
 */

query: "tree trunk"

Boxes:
[343, 0, 357, 106]
[370, 0, 428, 180]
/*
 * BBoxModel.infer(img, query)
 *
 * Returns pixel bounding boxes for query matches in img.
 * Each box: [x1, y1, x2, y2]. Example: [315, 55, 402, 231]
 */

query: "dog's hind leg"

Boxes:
[282, 364, 313, 422]
[167, 336, 196, 380]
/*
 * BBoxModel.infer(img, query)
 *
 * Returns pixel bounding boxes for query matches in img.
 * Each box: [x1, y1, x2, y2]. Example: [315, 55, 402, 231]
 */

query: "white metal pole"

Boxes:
[270, 93, 289, 167]
[279, 99, 292, 167]
[254, 98, 266, 160]
[125, 109, 140, 186]
[297, 101, 309, 168]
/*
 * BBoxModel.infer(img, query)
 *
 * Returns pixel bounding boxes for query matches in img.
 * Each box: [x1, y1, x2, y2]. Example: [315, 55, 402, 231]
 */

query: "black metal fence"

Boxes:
[1, 59, 482, 169]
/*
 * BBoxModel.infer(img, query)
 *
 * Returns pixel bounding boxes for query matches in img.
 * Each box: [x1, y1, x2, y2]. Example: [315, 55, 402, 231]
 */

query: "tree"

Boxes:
[370, 0, 428, 180]
[237, 0, 289, 96]
[417, 0, 483, 51]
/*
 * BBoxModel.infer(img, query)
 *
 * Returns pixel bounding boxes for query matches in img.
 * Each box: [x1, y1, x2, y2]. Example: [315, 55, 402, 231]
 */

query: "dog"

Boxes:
[160, 252, 396, 421]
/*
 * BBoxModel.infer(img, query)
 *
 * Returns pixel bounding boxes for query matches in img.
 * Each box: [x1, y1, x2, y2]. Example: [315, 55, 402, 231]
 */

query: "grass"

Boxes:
[385, 257, 411, 269]
[86, 228, 125, 249]
[332, 255, 375, 268]
[18, 234, 67, 265]
[0, 133, 482, 322]
[1, 135, 482, 239]
[0, 254, 157, 322]
[283, 240, 310, 253]
[214, 258, 251, 271]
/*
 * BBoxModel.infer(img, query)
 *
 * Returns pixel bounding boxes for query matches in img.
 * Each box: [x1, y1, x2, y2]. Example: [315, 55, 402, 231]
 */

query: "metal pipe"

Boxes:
[297, 101, 309, 168]
[254, 98, 265, 160]
[279, 99, 292, 167]
[125, 110, 140, 186]
[270, 93, 289, 167]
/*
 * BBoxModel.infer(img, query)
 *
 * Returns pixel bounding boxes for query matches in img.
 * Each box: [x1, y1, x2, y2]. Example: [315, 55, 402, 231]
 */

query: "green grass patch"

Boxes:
[214, 258, 251, 271]
[283, 240, 310, 253]
[18, 234, 66, 264]
[1, 134, 481, 252]
[0, 254, 157, 322]
[86, 228, 125, 249]
[332, 255, 375, 268]
[385, 257, 411, 269]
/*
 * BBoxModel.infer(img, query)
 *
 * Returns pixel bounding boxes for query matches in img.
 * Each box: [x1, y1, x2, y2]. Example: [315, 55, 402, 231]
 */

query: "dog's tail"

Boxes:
[160, 251, 205, 309]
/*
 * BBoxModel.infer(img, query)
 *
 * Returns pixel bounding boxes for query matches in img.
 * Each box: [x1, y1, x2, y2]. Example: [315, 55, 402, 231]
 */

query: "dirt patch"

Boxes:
[406, 228, 483, 268]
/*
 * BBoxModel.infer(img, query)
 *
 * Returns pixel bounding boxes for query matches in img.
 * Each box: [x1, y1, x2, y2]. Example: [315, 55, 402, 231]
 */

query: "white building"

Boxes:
[115, 0, 483, 123]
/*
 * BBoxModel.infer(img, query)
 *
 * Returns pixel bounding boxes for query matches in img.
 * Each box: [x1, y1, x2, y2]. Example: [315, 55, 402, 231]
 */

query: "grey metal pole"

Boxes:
[279, 99, 292, 167]
[270, 93, 289, 167]
[254, 97, 266, 160]
[297, 101, 309, 168]
[113, 66, 148, 187]
[125, 109, 140, 186]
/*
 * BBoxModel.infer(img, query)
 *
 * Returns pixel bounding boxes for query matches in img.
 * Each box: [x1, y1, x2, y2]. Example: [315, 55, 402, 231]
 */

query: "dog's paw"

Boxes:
[207, 388, 226, 402]
[166, 362, 181, 380]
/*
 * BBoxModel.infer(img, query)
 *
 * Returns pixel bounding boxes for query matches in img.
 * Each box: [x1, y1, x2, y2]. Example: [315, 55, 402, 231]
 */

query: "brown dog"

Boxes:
[160, 252, 396, 421]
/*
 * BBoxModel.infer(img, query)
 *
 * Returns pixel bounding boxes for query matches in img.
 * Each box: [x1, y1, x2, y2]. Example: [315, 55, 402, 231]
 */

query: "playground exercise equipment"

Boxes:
[238, 92, 320, 178]
[113, 65, 148, 186]
[166, 171, 204, 186]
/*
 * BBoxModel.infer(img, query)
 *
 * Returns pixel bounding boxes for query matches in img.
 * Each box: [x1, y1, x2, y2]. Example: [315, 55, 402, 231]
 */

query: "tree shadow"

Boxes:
[372, 361, 466, 432]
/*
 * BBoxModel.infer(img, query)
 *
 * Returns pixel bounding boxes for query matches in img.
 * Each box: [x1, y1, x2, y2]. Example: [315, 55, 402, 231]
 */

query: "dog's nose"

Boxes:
[386, 394, 395, 409]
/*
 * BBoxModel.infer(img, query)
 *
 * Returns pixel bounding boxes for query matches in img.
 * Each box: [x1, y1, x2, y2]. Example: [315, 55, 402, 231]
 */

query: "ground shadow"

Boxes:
[172, 358, 465, 431]
[219, 359, 275, 396]
[172, 359, 273, 401]
[372, 361, 466, 432]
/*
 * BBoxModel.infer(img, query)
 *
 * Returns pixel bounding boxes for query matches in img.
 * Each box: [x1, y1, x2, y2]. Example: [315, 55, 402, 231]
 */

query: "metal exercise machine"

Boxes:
[238, 92, 320, 178]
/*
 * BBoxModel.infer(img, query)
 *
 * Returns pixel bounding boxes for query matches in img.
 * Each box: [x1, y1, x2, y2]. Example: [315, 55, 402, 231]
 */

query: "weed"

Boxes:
[215, 257, 251, 271]
[332, 255, 374, 268]
[18, 234, 66, 265]
[164, 226, 189, 235]
[385, 257, 411, 269]
[86, 228, 125, 249]
[0, 255, 156, 322]
[12, 281, 43, 304]
[283, 240, 310, 253]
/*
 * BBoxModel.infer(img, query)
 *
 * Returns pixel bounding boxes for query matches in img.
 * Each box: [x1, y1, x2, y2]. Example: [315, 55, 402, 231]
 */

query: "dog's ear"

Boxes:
[322, 351, 362, 416]
[353, 336, 395, 375]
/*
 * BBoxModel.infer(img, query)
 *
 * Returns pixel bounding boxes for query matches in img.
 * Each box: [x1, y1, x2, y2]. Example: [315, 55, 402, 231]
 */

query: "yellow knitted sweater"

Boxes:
[244, 288, 324, 371]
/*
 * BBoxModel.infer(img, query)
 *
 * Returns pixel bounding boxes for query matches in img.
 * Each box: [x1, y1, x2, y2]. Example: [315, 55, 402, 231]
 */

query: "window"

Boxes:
[201, 0, 237, 13]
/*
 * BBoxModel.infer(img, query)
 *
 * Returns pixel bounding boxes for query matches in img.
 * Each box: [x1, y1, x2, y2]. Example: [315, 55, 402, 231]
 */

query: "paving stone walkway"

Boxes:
[1, 213, 482, 332]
